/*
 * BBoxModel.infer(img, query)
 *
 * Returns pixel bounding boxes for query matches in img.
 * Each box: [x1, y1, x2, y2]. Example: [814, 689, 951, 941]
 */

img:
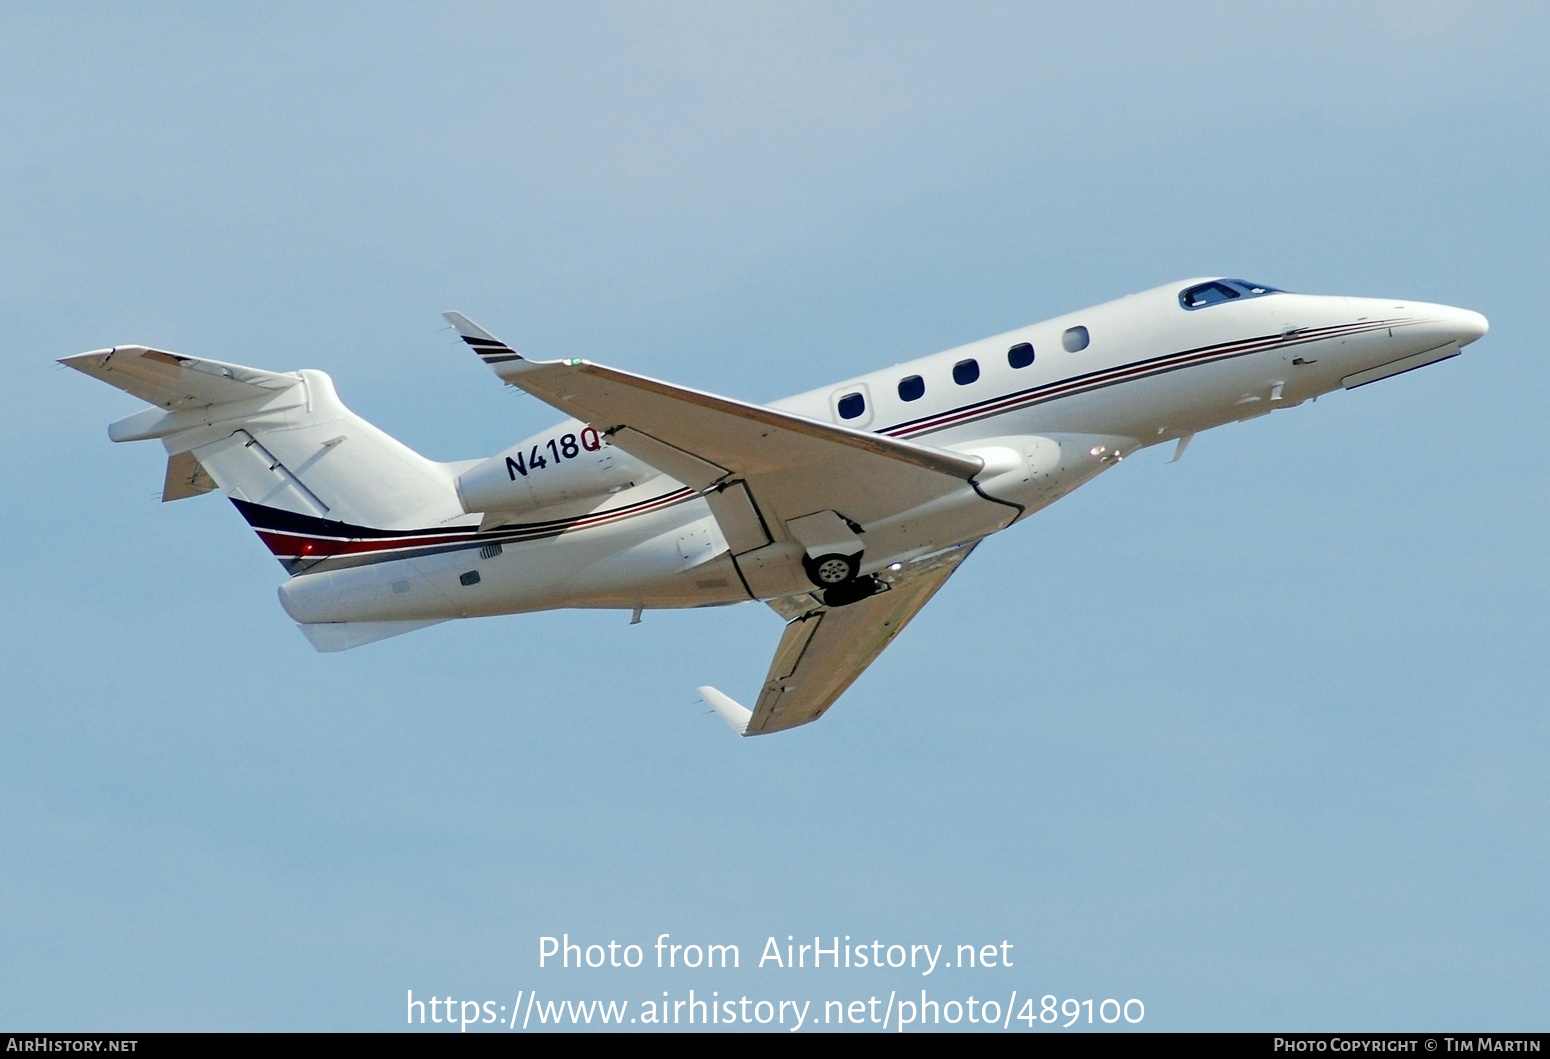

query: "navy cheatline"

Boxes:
[879, 317, 1406, 440]
[232, 486, 697, 571]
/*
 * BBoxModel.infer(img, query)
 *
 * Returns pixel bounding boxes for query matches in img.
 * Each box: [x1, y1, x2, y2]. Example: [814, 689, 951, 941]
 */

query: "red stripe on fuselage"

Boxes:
[254, 487, 697, 559]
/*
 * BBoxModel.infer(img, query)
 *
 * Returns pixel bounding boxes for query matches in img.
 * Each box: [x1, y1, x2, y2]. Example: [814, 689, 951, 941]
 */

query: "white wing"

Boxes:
[702, 544, 976, 736]
[444, 313, 999, 555]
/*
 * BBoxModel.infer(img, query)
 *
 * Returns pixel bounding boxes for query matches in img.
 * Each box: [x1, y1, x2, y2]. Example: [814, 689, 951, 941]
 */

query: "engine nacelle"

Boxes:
[455, 420, 660, 515]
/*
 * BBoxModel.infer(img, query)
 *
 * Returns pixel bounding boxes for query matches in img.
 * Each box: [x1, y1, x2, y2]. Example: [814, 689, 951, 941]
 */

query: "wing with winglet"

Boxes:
[700, 543, 976, 736]
[443, 313, 994, 560]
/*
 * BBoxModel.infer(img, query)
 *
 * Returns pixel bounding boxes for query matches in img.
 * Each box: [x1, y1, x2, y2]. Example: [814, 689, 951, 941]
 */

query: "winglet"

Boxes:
[442, 311, 525, 365]
[697, 686, 752, 736]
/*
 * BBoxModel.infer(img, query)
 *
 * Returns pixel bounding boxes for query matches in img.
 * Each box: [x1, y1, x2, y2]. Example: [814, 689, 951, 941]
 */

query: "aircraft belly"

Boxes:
[280, 546, 558, 624]
[278, 496, 749, 624]
[554, 515, 750, 609]
[279, 552, 457, 624]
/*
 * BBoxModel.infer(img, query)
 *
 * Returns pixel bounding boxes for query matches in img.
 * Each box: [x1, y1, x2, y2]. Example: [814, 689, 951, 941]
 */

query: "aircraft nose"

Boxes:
[1444, 305, 1489, 347]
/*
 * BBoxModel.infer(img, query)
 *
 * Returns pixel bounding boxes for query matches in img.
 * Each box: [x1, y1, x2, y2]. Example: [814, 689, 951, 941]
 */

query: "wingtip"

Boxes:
[697, 685, 752, 736]
[58, 348, 116, 371]
[442, 312, 523, 363]
[441, 311, 494, 340]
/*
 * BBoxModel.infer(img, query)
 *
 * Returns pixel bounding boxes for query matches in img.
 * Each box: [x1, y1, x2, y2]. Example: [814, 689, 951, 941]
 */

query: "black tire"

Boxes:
[804, 552, 859, 587]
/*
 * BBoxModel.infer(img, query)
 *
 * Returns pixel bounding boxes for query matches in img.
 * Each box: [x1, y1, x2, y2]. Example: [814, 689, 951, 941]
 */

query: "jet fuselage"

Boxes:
[274, 278, 1488, 628]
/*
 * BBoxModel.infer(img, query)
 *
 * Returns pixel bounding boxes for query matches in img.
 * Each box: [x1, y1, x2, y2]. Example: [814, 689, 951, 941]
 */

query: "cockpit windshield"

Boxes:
[1180, 278, 1284, 310]
[1227, 279, 1281, 295]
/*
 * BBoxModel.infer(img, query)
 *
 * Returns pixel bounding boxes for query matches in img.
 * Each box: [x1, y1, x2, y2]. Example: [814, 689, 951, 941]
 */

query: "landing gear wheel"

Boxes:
[804, 552, 859, 588]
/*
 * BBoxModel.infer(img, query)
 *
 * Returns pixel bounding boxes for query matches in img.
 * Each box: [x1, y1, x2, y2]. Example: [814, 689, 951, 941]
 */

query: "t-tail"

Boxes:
[61, 345, 472, 647]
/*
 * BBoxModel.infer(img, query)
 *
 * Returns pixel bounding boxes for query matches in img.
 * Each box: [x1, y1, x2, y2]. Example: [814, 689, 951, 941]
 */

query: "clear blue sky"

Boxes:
[2, 2, 1546, 1031]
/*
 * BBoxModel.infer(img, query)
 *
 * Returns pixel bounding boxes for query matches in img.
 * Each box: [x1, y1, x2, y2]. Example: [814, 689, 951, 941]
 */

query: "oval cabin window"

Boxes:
[1007, 342, 1035, 368]
[952, 359, 980, 385]
[837, 392, 867, 420]
[1062, 326, 1090, 352]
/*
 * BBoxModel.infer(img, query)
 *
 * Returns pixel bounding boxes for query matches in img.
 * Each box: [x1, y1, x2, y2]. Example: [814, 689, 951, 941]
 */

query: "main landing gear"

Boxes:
[802, 552, 886, 608]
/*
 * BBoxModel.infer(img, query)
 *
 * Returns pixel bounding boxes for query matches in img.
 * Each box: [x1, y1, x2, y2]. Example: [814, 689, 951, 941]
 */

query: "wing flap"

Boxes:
[706, 481, 776, 554]
[610, 426, 729, 492]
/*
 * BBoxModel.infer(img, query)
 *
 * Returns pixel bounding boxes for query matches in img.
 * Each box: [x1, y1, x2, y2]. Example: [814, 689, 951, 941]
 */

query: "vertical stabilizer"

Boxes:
[62, 346, 471, 569]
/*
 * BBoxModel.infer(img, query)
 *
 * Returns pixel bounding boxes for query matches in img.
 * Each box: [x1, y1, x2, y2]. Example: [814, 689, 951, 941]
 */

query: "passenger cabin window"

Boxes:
[953, 359, 980, 385]
[898, 375, 925, 402]
[1062, 326, 1090, 352]
[1007, 342, 1035, 369]
[837, 392, 866, 420]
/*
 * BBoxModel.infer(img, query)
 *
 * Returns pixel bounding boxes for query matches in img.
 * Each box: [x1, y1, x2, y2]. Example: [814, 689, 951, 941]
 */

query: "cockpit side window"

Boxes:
[1181, 279, 1285, 310]
[1179, 282, 1241, 309]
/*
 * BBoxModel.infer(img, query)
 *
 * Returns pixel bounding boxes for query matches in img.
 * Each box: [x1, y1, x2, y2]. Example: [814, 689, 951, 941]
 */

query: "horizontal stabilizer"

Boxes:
[296, 619, 447, 653]
[60, 346, 300, 411]
[697, 686, 752, 735]
[65, 342, 470, 559]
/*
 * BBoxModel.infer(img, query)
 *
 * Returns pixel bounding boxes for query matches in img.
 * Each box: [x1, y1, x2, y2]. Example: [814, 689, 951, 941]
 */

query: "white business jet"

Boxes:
[65, 279, 1487, 735]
